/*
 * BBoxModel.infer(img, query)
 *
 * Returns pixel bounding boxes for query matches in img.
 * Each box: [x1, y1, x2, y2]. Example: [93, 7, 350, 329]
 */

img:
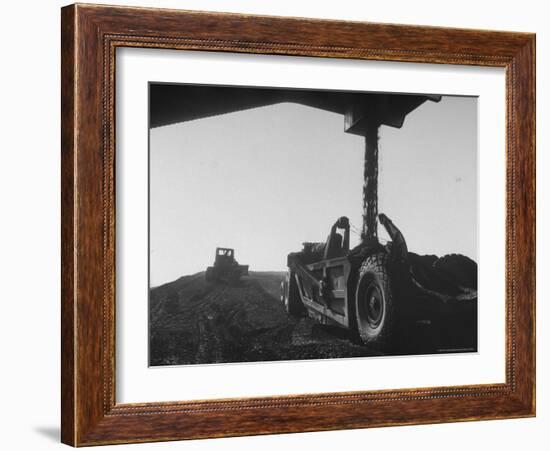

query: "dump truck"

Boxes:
[205, 248, 249, 284]
[281, 214, 477, 350]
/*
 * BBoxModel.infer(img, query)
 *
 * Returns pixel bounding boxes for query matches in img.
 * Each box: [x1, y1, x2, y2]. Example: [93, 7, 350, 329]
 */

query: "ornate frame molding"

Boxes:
[61, 4, 535, 446]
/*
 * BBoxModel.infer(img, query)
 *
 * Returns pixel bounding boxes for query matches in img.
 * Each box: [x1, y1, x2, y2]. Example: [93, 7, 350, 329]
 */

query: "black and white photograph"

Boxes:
[148, 83, 478, 366]
[2, 0, 542, 449]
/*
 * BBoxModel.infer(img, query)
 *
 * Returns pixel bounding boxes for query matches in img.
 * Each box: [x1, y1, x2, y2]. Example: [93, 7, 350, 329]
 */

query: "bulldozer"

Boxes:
[205, 248, 249, 284]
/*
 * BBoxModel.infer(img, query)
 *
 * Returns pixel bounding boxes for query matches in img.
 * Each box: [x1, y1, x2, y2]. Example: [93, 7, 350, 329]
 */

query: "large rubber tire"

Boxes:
[282, 271, 305, 317]
[355, 253, 395, 349]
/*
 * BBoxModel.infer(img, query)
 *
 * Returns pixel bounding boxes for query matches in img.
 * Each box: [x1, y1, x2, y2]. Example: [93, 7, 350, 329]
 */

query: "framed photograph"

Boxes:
[61, 3, 536, 446]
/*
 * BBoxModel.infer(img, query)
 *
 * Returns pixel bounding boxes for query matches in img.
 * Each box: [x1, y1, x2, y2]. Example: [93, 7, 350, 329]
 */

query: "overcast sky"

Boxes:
[149, 92, 477, 287]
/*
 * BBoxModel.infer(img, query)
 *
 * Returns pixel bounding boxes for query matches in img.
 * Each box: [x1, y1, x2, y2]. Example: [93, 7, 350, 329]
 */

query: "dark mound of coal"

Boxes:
[408, 253, 477, 296]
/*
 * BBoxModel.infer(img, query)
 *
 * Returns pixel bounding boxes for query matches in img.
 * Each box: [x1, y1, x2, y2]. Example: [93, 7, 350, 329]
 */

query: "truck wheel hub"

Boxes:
[366, 285, 383, 327]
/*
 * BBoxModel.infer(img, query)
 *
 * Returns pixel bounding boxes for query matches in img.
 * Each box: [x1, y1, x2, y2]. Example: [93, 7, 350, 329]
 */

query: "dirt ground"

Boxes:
[149, 271, 476, 366]
[149, 271, 382, 366]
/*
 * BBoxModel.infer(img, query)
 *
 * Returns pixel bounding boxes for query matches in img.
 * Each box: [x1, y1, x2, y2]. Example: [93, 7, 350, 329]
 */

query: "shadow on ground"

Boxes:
[34, 426, 59, 442]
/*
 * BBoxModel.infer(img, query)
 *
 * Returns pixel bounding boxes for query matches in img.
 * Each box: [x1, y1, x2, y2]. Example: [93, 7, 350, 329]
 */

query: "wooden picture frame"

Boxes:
[61, 3, 535, 446]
